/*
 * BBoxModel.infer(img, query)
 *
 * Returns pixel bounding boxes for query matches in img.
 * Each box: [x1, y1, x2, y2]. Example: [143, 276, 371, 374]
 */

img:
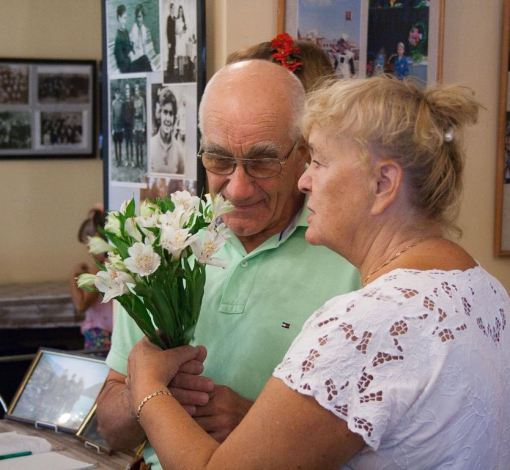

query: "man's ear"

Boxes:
[295, 139, 311, 166]
[371, 159, 402, 216]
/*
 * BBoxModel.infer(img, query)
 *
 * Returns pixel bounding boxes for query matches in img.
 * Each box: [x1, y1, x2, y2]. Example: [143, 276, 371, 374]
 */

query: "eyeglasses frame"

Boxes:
[197, 140, 299, 180]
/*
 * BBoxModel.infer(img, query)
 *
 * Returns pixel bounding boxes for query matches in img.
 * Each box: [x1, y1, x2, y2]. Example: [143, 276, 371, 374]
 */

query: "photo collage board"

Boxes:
[102, 0, 206, 211]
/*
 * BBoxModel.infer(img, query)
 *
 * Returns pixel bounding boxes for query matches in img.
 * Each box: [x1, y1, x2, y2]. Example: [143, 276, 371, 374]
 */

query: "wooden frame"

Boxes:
[101, 0, 206, 211]
[5, 348, 109, 433]
[76, 404, 113, 454]
[0, 59, 96, 159]
[278, 0, 444, 85]
[495, 0, 510, 256]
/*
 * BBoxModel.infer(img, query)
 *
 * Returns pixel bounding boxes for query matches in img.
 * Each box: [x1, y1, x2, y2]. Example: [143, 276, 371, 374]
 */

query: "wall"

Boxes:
[1, 0, 509, 293]
[441, 0, 510, 290]
[0, 0, 103, 283]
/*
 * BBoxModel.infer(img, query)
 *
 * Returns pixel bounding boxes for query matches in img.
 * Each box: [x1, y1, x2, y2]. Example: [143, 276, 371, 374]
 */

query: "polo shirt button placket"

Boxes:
[240, 260, 248, 268]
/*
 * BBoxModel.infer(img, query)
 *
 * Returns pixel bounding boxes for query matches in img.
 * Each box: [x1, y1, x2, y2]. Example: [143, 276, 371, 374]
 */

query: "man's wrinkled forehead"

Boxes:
[202, 96, 292, 150]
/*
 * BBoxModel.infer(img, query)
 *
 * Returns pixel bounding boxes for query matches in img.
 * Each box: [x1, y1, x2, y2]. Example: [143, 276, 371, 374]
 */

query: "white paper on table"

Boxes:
[0, 432, 52, 456]
[0, 452, 95, 470]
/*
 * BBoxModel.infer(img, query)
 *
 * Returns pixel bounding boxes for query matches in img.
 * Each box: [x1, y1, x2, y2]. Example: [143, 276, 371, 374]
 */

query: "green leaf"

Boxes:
[118, 294, 166, 349]
[125, 198, 136, 218]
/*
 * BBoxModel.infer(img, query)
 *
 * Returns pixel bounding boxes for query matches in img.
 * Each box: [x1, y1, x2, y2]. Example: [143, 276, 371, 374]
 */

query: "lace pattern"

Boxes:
[273, 266, 510, 469]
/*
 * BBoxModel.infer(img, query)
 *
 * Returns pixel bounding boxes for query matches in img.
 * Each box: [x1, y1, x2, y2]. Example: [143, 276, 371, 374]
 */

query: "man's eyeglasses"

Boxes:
[198, 141, 299, 179]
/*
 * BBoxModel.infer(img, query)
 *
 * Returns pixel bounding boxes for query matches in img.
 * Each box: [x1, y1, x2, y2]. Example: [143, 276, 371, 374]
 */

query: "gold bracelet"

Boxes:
[136, 390, 172, 423]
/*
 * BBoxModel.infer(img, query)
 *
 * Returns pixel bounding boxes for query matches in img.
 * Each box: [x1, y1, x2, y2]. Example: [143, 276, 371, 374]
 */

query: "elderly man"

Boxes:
[97, 60, 360, 469]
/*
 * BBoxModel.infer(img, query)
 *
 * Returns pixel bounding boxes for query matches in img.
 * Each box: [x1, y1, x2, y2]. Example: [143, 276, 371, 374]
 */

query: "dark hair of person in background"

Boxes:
[226, 39, 335, 93]
[78, 208, 106, 243]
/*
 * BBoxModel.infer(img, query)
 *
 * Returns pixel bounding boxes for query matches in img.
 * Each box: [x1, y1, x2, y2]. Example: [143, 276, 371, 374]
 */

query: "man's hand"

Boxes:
[192, 385, 253, 443]
[168, 345, 214, 414]
[96, 369, 146, 451]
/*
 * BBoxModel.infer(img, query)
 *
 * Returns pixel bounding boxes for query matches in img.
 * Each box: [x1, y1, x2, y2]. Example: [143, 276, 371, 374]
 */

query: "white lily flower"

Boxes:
[125, 217, 143, 242]
[159, 207, 192, 229]
[104, 212, 121, 235]
[210, 193, 234, 219]
[140, 199, 160, 217]
[191, 227, 229, 268]
[94, 268, 135, 302]
[171, 190, 201, 214]
[124, 242, 161, 276]
[135, 213, 159, 238]
[106, 254, 127, 272]
[119, 200, 130, 214]
[87, 236, 112, 254]
[144, 231, 157, 246]
[76, 273, 96, 289]
[160, 226, 198, 261]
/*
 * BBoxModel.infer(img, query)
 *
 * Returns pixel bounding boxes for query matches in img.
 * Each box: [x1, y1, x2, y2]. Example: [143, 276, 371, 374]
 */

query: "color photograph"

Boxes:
[7, 349, 109, 433]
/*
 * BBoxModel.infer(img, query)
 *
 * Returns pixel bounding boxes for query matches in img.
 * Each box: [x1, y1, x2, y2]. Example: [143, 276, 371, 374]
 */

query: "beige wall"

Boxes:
[0, 0, 104, 283]
[1, 0, 509, 292]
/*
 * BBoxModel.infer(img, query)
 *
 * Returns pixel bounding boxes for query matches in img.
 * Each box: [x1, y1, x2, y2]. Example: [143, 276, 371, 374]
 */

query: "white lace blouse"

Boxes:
[273, 266, 510, 469]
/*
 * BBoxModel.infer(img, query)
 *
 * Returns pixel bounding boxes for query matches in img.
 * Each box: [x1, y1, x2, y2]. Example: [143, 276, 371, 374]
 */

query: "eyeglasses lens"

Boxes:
[201, 154, 282, 179]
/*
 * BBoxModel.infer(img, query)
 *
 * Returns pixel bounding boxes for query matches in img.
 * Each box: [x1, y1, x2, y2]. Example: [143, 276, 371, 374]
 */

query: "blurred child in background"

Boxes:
[69, 206, 113, 356]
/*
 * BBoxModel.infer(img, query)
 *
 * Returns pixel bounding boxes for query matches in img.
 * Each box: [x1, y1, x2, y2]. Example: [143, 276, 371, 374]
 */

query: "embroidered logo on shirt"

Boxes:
[282, 322, 290, 329]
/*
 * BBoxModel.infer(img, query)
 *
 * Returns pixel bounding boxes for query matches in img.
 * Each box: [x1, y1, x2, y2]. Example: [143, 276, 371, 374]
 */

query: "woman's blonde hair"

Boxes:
[302, 75, 481, 233]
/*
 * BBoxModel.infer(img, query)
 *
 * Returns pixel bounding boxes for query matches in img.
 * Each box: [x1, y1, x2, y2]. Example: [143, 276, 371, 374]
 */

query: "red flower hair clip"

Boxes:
[270, 33, 303, 72]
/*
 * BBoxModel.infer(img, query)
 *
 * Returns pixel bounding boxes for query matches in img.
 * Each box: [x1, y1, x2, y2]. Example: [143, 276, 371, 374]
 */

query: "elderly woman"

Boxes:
[126, 75, 510, 469]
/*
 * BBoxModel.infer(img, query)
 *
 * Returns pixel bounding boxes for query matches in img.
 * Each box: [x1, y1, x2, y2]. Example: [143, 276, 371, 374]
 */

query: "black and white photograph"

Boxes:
[106, 0, 162, 75]
[0, 63, 29, 104]
[37, 68, 91, 104]
[149, 83, 185, 175]
[0, 59, 95, 158]
[39, 111, 84, 147]
[0, 111, 31, 149]
[109, 76, 148, 183]
[148, 81, 196, 179]
[6, 348, 109, 433]
[161, 0, 198, 83]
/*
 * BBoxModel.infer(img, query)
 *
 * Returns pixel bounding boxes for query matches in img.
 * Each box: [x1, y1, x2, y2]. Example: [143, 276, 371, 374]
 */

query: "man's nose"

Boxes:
[224, 164, 256, 199]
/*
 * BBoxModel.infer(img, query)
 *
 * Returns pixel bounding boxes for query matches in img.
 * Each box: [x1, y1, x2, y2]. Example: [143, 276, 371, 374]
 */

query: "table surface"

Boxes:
[0, 419, 136, 469]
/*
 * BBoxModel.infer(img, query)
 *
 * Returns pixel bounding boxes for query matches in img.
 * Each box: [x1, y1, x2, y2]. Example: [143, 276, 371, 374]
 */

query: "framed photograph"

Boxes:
[76, 404, 113, 454]
[0, 59, 96, 159]
[278, 0, 444, 85]
[5, 348, 109, 433]
[495, 0, 510, 256]
[101, 0, 206, 212]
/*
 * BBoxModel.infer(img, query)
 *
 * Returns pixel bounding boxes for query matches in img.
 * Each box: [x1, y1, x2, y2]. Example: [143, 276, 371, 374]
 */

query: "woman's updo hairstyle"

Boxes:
[302, 74, 481, 233]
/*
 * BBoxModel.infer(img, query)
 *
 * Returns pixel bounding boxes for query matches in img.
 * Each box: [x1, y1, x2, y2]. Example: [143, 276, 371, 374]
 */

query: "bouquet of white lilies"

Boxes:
[77, 191, 233, 349]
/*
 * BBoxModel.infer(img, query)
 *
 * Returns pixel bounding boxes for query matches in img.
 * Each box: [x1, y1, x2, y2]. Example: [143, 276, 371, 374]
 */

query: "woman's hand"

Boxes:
[126, 338, 202, 408]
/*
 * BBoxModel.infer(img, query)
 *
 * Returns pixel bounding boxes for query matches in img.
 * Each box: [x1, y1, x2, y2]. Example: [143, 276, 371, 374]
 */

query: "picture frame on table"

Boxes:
[5, 348, 109, 433]
[76, 404, 113, 454]
[101, 0, 206, 212]
[277, 0, 444, 86]
[0, 58, 96, 159]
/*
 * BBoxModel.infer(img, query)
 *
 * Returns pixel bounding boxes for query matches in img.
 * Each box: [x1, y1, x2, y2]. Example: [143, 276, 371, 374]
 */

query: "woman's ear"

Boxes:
[371, 159, 402, 216]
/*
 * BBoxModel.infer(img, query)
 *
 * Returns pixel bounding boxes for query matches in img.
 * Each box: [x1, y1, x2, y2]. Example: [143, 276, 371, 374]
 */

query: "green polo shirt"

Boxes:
[106, 203, 360, 469]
